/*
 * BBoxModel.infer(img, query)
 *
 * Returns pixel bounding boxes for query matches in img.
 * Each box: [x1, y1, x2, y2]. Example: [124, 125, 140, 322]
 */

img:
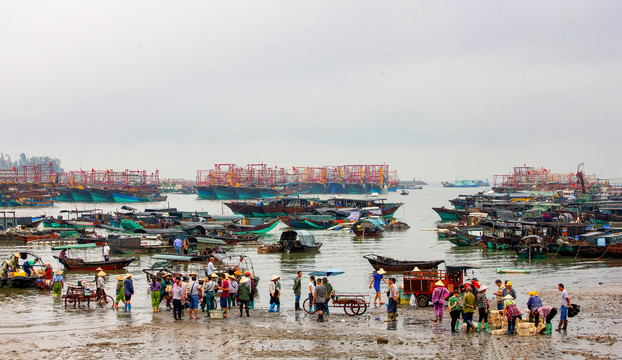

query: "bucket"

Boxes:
[399, 294, 411, 305]
[209, 309, 224, 319]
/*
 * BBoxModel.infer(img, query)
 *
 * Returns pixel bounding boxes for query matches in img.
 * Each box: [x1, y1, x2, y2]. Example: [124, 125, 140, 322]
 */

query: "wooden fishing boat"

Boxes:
[258, 230, 322, 253]
[52, 243, 136, 270]
[0, 251, 46, 288]
[54, 255, 136, 270]
[351, 218, 385, 237]
[515, 235, 548, 259]
[106, 235, 172, 254]
[226, 218, 280, 234]
[363, 254, 444, 272]
[432, 207, 470, 221]
[14, 231, 60, 242]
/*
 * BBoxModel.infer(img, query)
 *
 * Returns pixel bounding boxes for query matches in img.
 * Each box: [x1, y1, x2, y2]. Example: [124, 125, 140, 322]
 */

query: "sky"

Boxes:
[1, 1, 621, 182]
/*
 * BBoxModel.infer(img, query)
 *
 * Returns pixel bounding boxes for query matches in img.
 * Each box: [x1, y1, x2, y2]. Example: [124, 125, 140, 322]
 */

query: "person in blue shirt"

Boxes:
[22, 258, 38, 276]
[527, 290, 543, 323]
[369, 269, 389, 306]
[173, 237, 183, 255]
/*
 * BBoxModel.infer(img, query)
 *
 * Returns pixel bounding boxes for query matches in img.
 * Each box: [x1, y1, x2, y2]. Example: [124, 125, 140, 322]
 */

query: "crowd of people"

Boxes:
[426, 277, 574, 334]
[42, 255, 576, 334]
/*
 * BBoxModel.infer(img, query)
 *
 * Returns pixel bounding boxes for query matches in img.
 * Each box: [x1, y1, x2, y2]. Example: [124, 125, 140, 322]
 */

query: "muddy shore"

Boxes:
[4, 284, 621, 359]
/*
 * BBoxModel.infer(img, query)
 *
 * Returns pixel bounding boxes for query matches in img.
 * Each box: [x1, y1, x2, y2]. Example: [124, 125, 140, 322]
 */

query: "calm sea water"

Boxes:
[1, 184, 620, 333]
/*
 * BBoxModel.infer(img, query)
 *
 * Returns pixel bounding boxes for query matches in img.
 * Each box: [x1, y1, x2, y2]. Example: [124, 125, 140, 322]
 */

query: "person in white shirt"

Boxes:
[308, 275, 316, 312]
[102, 242, 111, 262]
[207, 257, 216, 276]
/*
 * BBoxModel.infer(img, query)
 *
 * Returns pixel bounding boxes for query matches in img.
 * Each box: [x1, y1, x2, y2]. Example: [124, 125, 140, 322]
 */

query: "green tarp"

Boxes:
[52, 243, 97, 250]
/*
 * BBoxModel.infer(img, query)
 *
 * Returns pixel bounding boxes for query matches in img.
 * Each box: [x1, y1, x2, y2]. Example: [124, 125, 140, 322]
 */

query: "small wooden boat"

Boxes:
[496, 268, 531, 274]
[0, 251, 46, 288]
[258, 230, 322, 253]
[14, 231, 60, 242]
[351, 218, 385, 237]
[363, 254, 445, 272]
[515, 235, 548, 259]
[226, 218, 280, 234]
[52, 243, 136, 271]
[432, 207, 470, 221]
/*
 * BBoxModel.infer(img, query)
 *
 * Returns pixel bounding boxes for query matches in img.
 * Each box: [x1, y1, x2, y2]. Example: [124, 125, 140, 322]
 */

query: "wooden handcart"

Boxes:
[63, 285, 114, 309]
[303, 292, 370, 316]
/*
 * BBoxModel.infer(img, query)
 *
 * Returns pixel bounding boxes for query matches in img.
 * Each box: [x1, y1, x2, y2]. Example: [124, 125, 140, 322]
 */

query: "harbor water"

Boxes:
[1, 184, 621, 335]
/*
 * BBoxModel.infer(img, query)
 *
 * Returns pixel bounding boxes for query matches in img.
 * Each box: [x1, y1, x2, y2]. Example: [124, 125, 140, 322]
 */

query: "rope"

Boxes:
[419, 211, 434, 222]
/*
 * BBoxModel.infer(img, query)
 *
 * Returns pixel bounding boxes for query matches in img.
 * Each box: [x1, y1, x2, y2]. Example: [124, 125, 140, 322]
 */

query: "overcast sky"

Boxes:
[1, 1, 621, 181]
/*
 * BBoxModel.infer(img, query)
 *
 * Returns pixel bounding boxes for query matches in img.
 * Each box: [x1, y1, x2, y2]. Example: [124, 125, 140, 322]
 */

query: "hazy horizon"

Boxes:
[2, 1, 621, 182]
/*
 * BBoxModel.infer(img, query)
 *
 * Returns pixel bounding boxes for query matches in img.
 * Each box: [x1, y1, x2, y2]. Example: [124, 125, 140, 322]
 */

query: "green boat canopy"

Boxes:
[52, 243, 98, 250]
[195, 237, 227, 245]
[152, 254, 195, 261]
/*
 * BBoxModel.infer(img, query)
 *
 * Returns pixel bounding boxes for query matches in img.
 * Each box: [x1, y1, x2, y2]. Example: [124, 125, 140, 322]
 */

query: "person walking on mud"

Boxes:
[448, 290, 461, 332]
[557, 283, 572, 331]
[462, 286, 476, 332]
[476, 285, 491, 332]
[293, 271, 302, 311]
[431, 280, 450, 322]
[313, 278, 327, 322]
[123, 274, 134, 312]
[369, 269, 389, 306]
[238, 276, 251, 317]
[114, 275, 125, 310]
[172, 277, 186, 320]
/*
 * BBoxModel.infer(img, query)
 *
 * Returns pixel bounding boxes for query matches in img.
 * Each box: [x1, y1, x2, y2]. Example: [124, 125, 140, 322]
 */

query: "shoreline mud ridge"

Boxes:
[4, 284, 622, 359]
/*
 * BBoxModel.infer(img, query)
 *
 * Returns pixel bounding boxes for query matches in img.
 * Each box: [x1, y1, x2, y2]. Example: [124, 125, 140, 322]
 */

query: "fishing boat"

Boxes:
[106, 234, 172, 254]
[258, 230, 322, 253]
[226, 218, 280, 234]
[279, 230, 322, 252]
[515, 235, 548, 259]
[351, 218, 385, 237]
[14, 231, 61, 243]
[400, 189, 409, 195]
[0, 251, 46, 288]
[363, 254, 445, 272]
[432, 207, 470, 221]
[52, 243, 136, 270]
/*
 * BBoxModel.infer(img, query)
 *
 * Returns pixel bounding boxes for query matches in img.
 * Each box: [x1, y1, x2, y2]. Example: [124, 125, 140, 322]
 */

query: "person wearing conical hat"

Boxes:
[369, 269, 389, 306]
[52, 270, 64, 297]
[503, 294, 522, 334]
[123, 274, 134, 312]
[527, 290, 543, 323]
[268, 274, 280, 312]
[95, 271, 106, 298]
[431, 280, 450, 322]
[114, 275, 125, 310]
[476, 286, 491, 332]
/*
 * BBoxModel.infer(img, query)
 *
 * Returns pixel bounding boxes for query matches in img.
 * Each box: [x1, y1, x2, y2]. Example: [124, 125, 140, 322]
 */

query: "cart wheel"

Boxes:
[99, 295, 114, 308]
[344, 300, 360, 316]
[416, 294, 429, 307]
[358, 301, 368, 315]
[303, 298, 317, 314]
[65, 294, 76, 308]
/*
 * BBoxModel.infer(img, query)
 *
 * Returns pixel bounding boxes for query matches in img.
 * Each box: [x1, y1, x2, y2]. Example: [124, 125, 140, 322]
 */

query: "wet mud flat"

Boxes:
[4, 284, 622, 360]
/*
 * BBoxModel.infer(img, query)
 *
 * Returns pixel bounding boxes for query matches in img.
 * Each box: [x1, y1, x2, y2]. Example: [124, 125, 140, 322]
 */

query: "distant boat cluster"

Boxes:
[0, 163, 402, 206]
[195, 164, 399, 200]
[441, 179, 489, 188]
